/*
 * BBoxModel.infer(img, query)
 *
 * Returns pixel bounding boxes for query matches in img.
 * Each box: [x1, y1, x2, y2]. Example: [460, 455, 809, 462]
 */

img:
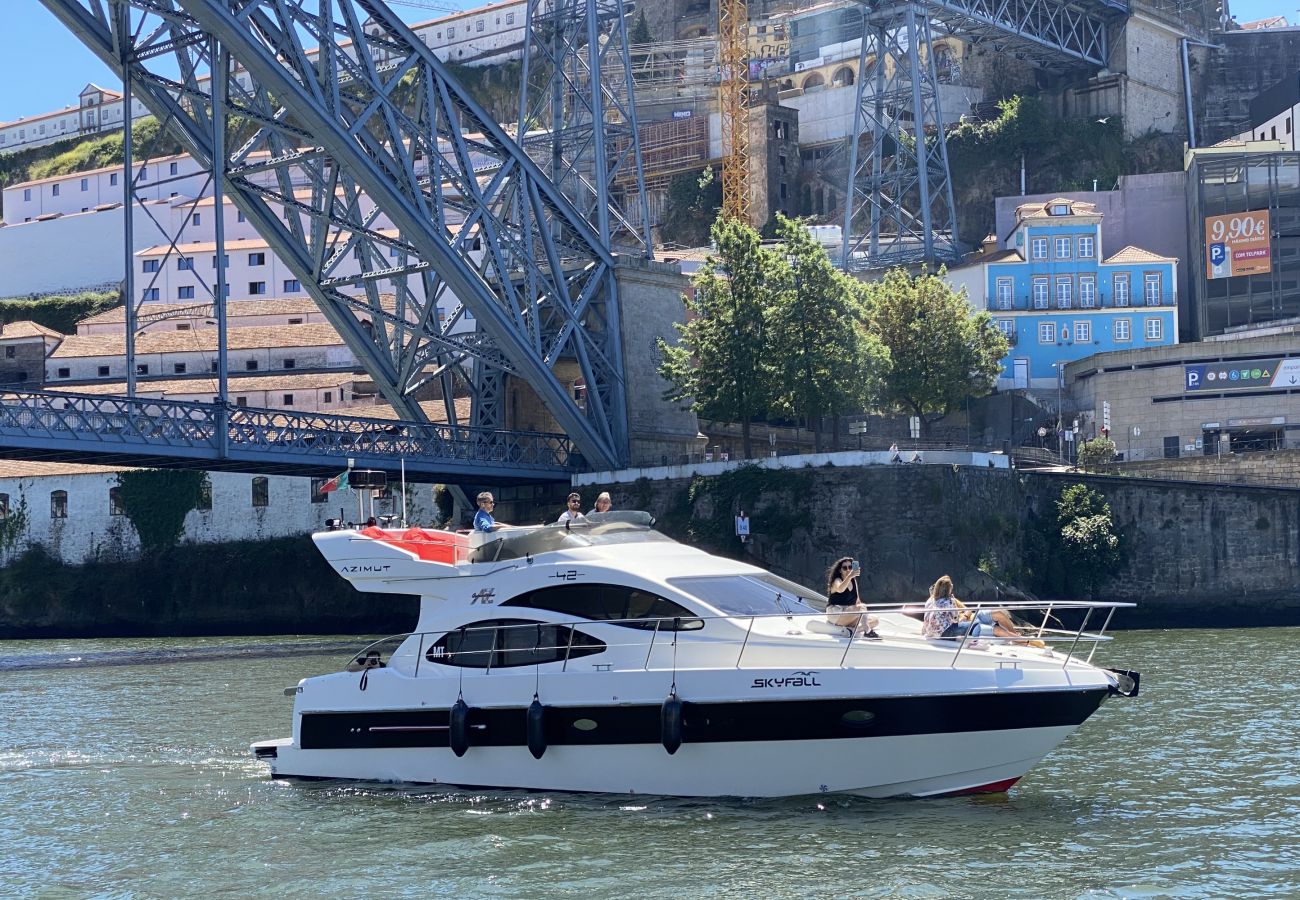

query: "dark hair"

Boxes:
[826, 556, 855, 592]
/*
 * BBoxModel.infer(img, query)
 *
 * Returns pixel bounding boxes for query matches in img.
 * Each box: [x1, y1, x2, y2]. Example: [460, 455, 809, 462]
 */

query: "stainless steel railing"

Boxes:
[340, 599, 1133, 677]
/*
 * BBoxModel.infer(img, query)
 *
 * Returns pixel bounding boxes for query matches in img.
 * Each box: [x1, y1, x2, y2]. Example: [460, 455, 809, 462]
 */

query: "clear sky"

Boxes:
[0, 2, 472, 124]
[0, 0, 1294, 124]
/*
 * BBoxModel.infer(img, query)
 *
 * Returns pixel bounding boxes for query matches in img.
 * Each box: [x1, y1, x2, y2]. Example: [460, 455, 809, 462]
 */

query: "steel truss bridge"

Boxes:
[32, 0, 648, 482]
[0, 390, 576, 482]
[839, 0, 1129, 270]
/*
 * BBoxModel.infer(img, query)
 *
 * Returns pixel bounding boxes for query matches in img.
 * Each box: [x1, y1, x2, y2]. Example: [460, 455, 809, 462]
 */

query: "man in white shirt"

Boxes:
[556, 492, 585, 523]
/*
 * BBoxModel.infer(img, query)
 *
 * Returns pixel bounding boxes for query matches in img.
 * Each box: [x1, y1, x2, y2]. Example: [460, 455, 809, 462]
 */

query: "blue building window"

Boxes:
[1031, 238, 1048, 260]
[1038, 322, 1056, 343]
[1055, 278, 1072, 309]
[1144, 274, 1162, 306]
[1079, 276, 1096, 308]
[1054, 237, 1072, 259]
[1113, 274, 1130, 307]
[1078, 236, 1094, 259]
[1115, 319, 1131, 341]
[1145, 318, 1163, 341]
[995, 278, 1012, 309]
[1033, 278, 1049, 308]
[1073, 322, 1091, 343]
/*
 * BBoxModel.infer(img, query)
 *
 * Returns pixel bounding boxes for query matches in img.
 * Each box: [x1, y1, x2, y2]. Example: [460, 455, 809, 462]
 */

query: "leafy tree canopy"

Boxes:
[767, 214, 889, 450]
[658, 216, 780, 457]
[864, 267, 1007, 432]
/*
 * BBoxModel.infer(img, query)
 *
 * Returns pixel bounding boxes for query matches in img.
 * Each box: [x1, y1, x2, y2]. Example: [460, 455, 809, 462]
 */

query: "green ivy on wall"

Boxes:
[0, 493, 30, 557]
[115, 469, 211, 554]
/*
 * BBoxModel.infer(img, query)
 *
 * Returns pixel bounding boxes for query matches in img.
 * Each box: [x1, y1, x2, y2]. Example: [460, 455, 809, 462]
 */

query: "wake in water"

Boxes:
[0, 640, 359, 672]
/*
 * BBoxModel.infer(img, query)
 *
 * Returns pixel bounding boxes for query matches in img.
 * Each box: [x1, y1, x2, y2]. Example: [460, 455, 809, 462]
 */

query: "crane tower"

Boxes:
[718, 0, 751, 224]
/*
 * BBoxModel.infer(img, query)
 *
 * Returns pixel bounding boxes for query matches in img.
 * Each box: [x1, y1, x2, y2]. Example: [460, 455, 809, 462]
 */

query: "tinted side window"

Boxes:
[425, 618, 605, 668]
[501, 584, 702, 629]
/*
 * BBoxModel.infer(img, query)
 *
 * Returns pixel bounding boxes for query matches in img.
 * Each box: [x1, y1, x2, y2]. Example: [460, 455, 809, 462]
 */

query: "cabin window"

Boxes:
[502, 584, 703, 629]
[424, 619, 605, 668]
[251, 476, 269, 507]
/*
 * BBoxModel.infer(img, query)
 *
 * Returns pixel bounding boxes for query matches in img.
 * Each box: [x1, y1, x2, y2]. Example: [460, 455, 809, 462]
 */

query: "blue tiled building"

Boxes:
[947, 197, 1179, 390]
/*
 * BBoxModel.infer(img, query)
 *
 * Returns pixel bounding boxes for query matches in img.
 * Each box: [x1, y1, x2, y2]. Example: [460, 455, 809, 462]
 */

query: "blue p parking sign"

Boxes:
[1209, 243, 1227, 267]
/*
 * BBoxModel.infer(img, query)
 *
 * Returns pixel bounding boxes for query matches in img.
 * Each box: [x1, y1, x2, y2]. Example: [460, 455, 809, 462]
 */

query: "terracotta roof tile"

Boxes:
[46, 372, 358, 396]
[78, 298, 325, 326]
[50, 323, 347, 358]
[1, 320, 66, 340]
[947, 249, 1021, 271]
[0, 460, 136, 478]
[1102, 245, 1177, 264]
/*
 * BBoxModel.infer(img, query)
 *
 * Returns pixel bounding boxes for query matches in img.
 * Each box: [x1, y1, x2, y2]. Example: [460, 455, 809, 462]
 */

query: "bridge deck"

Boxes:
[0, 391, 576, 483]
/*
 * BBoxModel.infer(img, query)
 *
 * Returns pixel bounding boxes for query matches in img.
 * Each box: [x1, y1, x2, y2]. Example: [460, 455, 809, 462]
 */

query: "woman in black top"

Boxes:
[825, 556, 880, 639]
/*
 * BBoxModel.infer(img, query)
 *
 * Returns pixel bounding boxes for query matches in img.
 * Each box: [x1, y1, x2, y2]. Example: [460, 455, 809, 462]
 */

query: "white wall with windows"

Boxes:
[0, 200, 173, 296]
[0, 462, 438, 565]
[2, 154, 207, 225]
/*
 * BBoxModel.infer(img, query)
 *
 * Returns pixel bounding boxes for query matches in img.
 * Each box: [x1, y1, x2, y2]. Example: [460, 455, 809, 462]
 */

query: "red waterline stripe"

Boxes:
[944, 776, 1022, 797]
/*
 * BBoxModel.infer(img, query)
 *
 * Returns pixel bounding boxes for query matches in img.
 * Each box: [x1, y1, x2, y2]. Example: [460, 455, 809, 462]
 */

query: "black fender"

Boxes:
[526, 697, 547, 759]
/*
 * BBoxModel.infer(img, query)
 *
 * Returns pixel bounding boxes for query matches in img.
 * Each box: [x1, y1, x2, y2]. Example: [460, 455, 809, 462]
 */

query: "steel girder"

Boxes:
[41, 0, 631, 470]
[841, 0, 1120, 270]
[917, 0, 1118, 70]
[517, 0, 652, 255]
[842, 5, 960, 271]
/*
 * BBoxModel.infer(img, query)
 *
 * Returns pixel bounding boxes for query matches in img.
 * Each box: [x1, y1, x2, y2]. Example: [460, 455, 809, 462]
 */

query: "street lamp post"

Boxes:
[1053, 362, 1065, 465]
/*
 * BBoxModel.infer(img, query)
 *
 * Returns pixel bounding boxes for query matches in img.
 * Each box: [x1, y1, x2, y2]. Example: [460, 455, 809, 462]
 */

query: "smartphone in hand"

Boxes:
[850, 560, 861, 575]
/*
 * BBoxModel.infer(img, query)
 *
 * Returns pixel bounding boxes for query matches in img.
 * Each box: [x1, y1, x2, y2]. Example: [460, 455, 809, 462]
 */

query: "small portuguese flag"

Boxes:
[320, 470, 350, 493]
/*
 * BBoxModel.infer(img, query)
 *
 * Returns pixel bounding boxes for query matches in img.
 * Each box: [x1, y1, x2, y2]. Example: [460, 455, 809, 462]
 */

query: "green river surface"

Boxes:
[1, 628, 1297, 899]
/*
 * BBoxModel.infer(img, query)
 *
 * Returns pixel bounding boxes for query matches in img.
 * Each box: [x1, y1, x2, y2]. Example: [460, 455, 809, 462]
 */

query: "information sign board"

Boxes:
[1184, 358, 1300, 392]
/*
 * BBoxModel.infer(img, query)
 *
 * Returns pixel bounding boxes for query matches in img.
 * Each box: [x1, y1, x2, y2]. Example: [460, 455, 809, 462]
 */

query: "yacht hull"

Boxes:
[255, 723, 1083, 798]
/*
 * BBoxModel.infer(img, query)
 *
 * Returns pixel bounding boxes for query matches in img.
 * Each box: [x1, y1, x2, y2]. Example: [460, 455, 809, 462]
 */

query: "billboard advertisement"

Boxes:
[1184, 357, 1300, 392]
[1205, 210, 1271, 279]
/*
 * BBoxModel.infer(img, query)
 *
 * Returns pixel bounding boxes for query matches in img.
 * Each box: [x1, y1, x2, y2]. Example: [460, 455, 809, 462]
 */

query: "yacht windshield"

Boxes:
[668, 574, 823, 617]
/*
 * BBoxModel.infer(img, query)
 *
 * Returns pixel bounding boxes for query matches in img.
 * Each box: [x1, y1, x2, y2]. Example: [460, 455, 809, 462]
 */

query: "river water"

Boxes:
[2, 628, 1297, 899]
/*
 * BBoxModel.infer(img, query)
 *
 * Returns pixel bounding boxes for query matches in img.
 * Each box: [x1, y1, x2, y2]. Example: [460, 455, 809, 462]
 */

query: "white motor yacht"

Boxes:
[252, 513, 1138, 798]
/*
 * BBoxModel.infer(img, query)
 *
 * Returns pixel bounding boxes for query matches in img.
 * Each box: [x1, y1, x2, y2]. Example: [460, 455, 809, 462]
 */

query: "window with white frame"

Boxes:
[1144, 318, 1163, 341]
[1055, 277, 1072, 308]
[997, 319, 1015, 339]
[1074, 322, 1091, 343]
[995, 278, 1013, 309]
[1079, 276, 1096, 308]
[1113, 273, 1130, 306]
[1038, 322, 1056, 343]
[1114, 318, 1131, 341]
[1078, 236, 1094, 259]
[1144, 273, 1162, 306]
[1031, 237, 1048, 260]
[1032, 278, 1049, 309]
[1054, 237, 1072, 259]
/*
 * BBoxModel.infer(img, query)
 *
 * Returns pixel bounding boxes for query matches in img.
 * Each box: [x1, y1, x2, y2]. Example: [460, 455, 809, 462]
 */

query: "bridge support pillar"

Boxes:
[613, 257, 706, 468]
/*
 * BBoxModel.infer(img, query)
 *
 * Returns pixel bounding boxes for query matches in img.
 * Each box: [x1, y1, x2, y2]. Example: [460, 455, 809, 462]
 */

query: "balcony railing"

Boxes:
[988, 292, 1176, 311]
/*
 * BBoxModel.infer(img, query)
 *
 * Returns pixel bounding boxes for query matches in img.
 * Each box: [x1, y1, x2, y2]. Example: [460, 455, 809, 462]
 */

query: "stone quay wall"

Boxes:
[583, 462, 1300, 627]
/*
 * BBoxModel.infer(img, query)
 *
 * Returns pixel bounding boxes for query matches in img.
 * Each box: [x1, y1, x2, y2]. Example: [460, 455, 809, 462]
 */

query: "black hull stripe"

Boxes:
[299, 689, 1109, 750]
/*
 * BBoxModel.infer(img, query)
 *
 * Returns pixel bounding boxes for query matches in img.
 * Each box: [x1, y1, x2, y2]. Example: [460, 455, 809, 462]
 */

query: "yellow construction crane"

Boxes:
[718, 0, 751, 224]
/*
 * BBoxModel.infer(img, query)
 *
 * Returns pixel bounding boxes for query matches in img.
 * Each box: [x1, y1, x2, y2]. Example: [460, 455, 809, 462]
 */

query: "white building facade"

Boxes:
[0, 460, 439, 565]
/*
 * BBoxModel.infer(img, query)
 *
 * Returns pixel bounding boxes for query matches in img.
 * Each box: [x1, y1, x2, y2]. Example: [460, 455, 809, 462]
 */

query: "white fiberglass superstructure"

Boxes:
[252, 513, 1138, 798]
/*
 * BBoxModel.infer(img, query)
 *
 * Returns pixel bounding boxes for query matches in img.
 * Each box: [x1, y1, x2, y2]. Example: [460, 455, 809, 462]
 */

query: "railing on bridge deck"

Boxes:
[0, 390, 577, 479]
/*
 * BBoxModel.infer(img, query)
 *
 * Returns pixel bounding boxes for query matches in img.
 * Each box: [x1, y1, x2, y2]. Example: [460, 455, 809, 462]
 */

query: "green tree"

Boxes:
[1077, 436, 1118, 472]
[865, 267, 1007, 435]
[658, 217, 779, 458]
[630, 9, 653, 44]
[767, 215, 890, 450]
[662, 167, 722, 249]
[1055, 483, 1120, 599]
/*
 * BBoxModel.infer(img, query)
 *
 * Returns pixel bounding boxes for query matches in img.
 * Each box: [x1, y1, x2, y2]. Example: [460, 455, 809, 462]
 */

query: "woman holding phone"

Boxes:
[825, 556, 880, 640]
